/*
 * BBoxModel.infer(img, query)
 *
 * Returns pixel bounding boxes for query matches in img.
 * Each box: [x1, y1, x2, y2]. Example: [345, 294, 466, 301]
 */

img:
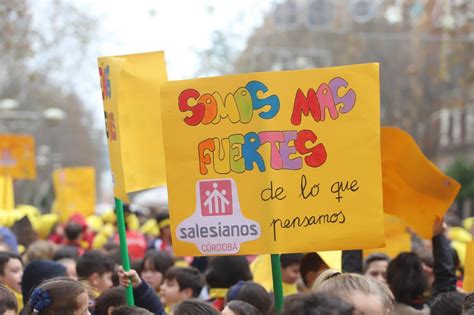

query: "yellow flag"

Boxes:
[52, 167, 96, 222]
[161, 63, 384, 256]
[364, 214, 411, 258]
[97, 52, 168, 202]
[0, 176, 14, 210]
[381, 127, 460, 239]
[463, 241, 474, 292]
[0, 134, 36, 179]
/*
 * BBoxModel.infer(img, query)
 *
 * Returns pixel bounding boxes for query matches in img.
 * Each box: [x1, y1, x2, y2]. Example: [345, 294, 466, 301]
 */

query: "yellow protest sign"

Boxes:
[52, 167, 96, 222]
[364, 214, 411, 258]
[161, 63, 385, 256]
[381, 127, 460, 239]
[0, 176, 14, 210]
[98, 51, 168, 202]
[464, 241, 474, 292]
[0, 134, 36, 179]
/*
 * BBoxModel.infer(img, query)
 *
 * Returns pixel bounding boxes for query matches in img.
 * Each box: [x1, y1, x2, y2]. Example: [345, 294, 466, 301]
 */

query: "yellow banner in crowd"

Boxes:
[161, 63, 385, 256]
[0, 176, 14, 210]
[0, 134, 36, 179]
[52, 167, 96, 222]
[98, 51, 168, 202]
[364, 214, 411, 258]
[464, 241, 474, 292]
[381, 127, 460, 239]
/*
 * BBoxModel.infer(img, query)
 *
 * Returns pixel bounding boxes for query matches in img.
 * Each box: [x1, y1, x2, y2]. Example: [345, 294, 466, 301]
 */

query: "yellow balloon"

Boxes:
[140, 219, 160, 237]
[449, 227, 472, 243]
[463, 217, 474, 232]
[126, 213, 140, 231]
[35, 214, 59, 239]
[86, 215, 104, 233]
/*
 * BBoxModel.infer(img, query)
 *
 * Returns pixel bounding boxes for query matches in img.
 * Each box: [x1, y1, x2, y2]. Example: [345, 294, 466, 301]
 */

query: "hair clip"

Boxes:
[30, 287, 52, 314]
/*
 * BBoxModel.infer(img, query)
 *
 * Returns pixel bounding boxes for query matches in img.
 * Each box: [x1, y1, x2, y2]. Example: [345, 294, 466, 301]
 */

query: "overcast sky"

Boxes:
[70, 0, 275, 124]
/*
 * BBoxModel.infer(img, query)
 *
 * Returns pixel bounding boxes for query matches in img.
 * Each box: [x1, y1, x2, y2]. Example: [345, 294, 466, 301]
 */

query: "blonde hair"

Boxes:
[311, 268, 341, 291]
[24, 240, 56, 264]
[315, 273, 394, 313]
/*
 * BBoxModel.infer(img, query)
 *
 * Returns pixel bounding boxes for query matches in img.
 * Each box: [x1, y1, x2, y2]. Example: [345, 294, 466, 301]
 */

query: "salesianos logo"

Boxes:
[176, 178, 261, 255]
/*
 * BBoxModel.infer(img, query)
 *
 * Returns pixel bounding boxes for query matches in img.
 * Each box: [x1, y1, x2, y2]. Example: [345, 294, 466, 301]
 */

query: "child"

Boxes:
[363, 253, 389, 283]
[0, 252, 23, 311]
[21, 260, 67, 311]
[26, 277, 90, 315]
[149, 211, 173, 256]
[280, 253, 304, 296]
[0, 284, 17, 315]
[95, 287, 126, 315]
[63, 222, 85, 255]
[76, 250, 114, 295]
[279, 292, 354, 315]
[205, 256, 252, 310]
[56, 258, 78, 280]
[160, 267, 204, 309]
[140, 250, 174, 293]
[111, 306, 152, 315]
[222, 300, 261, 315]
[226, 281, 271, 314]
[171, 300, 219, 315]
[117, 266, 204, 313]
[117, 266, 165, 315]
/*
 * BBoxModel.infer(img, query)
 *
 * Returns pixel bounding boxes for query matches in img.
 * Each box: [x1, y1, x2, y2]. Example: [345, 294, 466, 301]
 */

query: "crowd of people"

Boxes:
[0, 202, 472, 315]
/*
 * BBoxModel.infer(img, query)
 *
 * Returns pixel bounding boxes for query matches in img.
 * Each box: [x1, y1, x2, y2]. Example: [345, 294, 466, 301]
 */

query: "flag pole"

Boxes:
[271, 254, 284, 313]
[115, 197, 135, 305]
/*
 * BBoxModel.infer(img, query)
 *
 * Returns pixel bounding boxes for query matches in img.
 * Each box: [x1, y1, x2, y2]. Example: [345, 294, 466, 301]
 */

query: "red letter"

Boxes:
[295, 130, 327, 167]
[291, 88, 321, 125]
[178, 89, 205, 126]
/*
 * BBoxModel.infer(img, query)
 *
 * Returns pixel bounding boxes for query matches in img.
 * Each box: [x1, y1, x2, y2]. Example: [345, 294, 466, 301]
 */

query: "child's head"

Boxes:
[316, 273, 394, 315]
[170, 299, 220, 315]
[160, 267, 204, 307]
[94, 287, 126, 315]
[111, 306, 152, 315]
[205, 256, 252, 289]
[280, 253, 304, 284]
[24, 240, 56, 264]
[57, 258, 78, 280]
[0, 252, 23, 293]
[0, 284, 17, 315]
[226, 281, 271, 315]
[300, 253, 329, 287]
[64, 222, 83, 242]
[279, 292, 354, 315]
[76, 250, 115, 292]
[222, 300, 261, 315]
[26, 277, 90, 315]
[53, 245, 80, 261]
[430, 291, 466, 315]
[464, 292, 474, 314]
[156, 210, 171, 241]
[21, 260, 67, 308]
[387, 252, 428, 304]
[363, 253, 389, 283]
[140, 250, 174, 292]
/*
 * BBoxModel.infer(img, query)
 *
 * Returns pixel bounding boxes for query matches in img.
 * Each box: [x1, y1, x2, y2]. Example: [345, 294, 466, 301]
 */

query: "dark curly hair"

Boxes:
[387, 252, 429, 304]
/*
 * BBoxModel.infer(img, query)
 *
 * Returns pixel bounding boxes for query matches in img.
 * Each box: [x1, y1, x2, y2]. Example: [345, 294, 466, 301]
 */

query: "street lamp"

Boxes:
[0, 98, 67, 133]
[0, 98, 19, 110]
[42, 107, 67, 123]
